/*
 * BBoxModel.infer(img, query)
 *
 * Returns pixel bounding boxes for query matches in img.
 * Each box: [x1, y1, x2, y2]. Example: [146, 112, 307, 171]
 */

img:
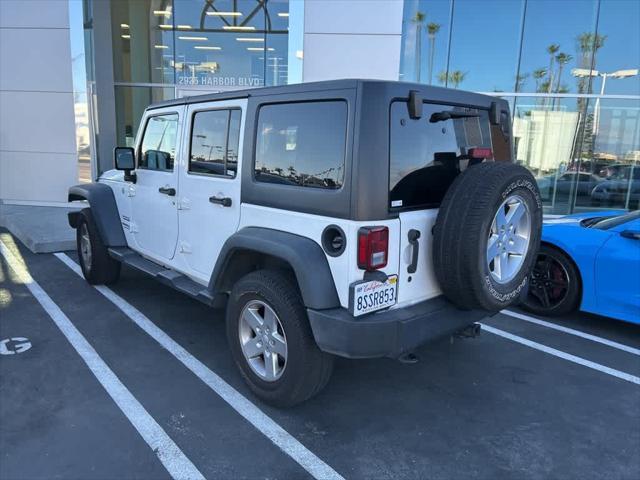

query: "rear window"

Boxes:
[255, 101, 347, 189]
[389, 101, 492, 210]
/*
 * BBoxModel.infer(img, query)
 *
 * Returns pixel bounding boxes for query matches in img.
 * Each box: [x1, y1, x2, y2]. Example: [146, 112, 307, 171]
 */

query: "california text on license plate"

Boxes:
[350, 275, 398, 317]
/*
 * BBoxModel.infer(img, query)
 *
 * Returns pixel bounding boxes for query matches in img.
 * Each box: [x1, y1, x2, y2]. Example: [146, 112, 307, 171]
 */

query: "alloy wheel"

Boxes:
[487, 194, 532, 284]
[529, 253, 570, 308]
[80, 223, 92, 271]
[238, 300, 288, 382]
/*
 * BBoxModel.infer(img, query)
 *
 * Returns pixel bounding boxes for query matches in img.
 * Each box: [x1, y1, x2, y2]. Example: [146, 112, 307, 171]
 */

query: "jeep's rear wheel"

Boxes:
[76, 209, 121, 285]
[433, 162, 542, 311]
[226, 270, 334, 407]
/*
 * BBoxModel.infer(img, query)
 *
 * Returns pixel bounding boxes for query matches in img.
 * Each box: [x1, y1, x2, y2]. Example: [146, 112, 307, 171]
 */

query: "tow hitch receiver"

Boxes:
[455, 323, 482, 339]
[398, 352, 420, 364]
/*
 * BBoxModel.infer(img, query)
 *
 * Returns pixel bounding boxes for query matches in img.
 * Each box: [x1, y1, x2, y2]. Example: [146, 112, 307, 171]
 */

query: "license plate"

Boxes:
[350, 275, 398, 317]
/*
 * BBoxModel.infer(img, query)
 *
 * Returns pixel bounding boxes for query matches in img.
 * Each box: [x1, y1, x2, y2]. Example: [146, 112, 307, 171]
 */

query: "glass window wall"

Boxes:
[589, 0, 640, 96]
[399, 0, 451, 85]
[111, 0, 175, 84]
[447, 0, 524, 92]
[399, 0, 640, 213]
[114, 86, 175, 147]
[517, 0, 598, 95]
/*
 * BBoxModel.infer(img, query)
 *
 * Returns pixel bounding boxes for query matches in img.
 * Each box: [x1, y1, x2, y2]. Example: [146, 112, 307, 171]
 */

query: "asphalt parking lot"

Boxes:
[1, 229, 639, 480]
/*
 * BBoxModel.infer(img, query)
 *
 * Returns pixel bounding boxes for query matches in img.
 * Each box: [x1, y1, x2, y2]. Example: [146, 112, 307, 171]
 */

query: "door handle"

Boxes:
[621, 230, 640, 240]
[209, 195, 232, 207]
[407, 229, 421, 274]
[158, 186, 176, 196]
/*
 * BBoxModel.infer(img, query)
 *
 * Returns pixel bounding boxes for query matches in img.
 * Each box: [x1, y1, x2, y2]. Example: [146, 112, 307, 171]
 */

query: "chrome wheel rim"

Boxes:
[487, 194, 531, 284]
[238, 300, 287, 382]
[80, 223, 92, 270]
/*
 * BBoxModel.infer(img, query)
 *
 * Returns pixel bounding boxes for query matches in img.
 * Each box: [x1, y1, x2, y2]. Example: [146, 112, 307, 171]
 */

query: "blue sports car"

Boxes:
[522, 210, 640, 324]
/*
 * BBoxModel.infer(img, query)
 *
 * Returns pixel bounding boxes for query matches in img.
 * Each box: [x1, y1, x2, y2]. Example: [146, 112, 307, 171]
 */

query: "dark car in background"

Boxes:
[591, 166, 640, 209]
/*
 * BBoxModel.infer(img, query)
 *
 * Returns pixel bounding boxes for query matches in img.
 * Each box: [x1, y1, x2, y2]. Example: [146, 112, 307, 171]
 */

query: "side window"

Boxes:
[139, 114, 179, 172]
[255, 101, 347, 189]
[189, 109, 241, 177]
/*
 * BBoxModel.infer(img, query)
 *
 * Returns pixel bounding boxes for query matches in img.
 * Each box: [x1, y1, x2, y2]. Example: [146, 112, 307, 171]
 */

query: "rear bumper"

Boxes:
[307, 296, 490, 359]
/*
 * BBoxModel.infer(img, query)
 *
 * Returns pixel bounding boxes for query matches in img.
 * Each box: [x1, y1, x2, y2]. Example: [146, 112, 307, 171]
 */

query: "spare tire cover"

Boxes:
[433, 162, 542, 311]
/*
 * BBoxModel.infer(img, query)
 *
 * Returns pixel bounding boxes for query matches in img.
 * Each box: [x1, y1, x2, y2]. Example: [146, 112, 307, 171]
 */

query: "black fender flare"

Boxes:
[68, 183, 127, 247]
[209, 227, 341, 310]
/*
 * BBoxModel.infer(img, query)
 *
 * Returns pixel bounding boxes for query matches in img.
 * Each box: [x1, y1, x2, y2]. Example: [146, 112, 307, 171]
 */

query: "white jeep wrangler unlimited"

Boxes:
[68, 80, 542, 406]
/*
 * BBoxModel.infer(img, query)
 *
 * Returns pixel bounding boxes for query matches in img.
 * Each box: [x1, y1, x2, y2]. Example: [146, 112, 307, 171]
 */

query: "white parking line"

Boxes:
[0, 242, 205, 480]
[501, 310, 640, 356]
[55, 253, 344, 480]
[480, 323, 640, 385]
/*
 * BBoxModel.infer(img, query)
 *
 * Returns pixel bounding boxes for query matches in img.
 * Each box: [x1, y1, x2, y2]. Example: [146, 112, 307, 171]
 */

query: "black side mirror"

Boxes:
[620, 230, 640, 240]
[114, 147, 136, 183]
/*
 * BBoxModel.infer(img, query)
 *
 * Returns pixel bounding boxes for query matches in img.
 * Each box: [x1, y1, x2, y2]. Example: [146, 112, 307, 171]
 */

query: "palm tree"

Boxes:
[533, 68, 547, 92]
[426, 22, 441, 85]
[437, 70, 448, 86]
[449, 70, 467, 89]
[515, 73, 529, 92]
[576, 32, 607, 93]
[412, 12, 426, 82]
[546, 43, 560, 93]
[554, 52, 573, 93]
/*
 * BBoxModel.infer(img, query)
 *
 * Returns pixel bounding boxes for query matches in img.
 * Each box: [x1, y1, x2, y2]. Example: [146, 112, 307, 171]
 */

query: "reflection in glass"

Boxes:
[390, 102, 492, 209]
[576, 99, 640, 211]
[69, 0, 92, 182]
[110, 0, 175, 83]
[114, 86, 175, 148]
[399, 0, 451, 84]
[590, 0, 640, 96]
[447, 0, 524, 92]
[255, 102, 347, 189]
[514, 97, 640, 213]
[139, 114, 179, 171]
[518, 0, 598, 94]
[189, 109, 241, 177]
[171, 0, 289, 89]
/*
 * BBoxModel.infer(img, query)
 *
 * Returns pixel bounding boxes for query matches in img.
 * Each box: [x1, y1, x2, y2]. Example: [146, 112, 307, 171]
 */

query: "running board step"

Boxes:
[108, 247, 218, 306]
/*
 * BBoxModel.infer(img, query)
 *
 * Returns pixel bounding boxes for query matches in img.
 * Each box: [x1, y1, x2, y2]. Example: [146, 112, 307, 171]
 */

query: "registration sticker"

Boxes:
[349, 275, 398, 317]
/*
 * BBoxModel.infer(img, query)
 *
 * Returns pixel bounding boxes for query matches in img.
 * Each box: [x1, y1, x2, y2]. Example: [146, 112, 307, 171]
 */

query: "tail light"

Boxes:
[358, 226, 389, 271]
[468, 147, 493, 159]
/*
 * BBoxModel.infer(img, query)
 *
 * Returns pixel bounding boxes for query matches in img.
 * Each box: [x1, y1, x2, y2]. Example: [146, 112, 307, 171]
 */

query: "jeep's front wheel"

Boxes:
[76, 209, 121, 285]
[226, 270, 333, 407]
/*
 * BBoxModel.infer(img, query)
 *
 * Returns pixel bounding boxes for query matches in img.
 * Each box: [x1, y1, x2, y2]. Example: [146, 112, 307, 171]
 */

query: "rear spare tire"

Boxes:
[433, 162, 542, 311]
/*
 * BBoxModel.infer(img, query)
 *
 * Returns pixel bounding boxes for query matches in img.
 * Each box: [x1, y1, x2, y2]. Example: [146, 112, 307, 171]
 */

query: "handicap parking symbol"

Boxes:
[0, 337, 32, 355]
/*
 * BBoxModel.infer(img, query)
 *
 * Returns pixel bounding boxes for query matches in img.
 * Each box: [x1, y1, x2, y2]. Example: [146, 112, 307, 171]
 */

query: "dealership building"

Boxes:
[1, 0, 638, 214]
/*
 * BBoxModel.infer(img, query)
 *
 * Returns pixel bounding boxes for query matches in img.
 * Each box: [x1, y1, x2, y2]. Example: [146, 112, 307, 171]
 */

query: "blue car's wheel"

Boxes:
[523, 245, 580, 316]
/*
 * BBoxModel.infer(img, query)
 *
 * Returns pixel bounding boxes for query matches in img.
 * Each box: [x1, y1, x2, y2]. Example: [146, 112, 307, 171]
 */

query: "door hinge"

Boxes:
[179, 242, 192, 254]
[127, 185, 136, 197]
[178, 197, 191, 210]
[129, 221, 139, 233]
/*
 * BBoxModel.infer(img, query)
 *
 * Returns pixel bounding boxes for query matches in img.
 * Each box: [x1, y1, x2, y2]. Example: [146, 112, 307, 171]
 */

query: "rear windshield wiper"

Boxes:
[429, 111, 480, 123]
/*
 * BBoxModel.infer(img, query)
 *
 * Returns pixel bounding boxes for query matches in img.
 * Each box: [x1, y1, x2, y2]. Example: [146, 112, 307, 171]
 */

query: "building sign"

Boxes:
[178, 75, 264, 88]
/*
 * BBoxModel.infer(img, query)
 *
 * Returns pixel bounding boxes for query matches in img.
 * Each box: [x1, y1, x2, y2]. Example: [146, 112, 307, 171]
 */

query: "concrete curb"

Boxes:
[0, 203, 80, 253]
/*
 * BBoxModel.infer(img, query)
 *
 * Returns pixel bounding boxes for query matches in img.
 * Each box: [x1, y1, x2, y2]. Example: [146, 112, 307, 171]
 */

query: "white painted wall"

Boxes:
[302, 0, 404, 82]
[0, 0, 77, 203]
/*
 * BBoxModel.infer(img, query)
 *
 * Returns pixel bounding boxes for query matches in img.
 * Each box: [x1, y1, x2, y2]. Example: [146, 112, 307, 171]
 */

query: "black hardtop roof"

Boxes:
[146, 78, 503, 111]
